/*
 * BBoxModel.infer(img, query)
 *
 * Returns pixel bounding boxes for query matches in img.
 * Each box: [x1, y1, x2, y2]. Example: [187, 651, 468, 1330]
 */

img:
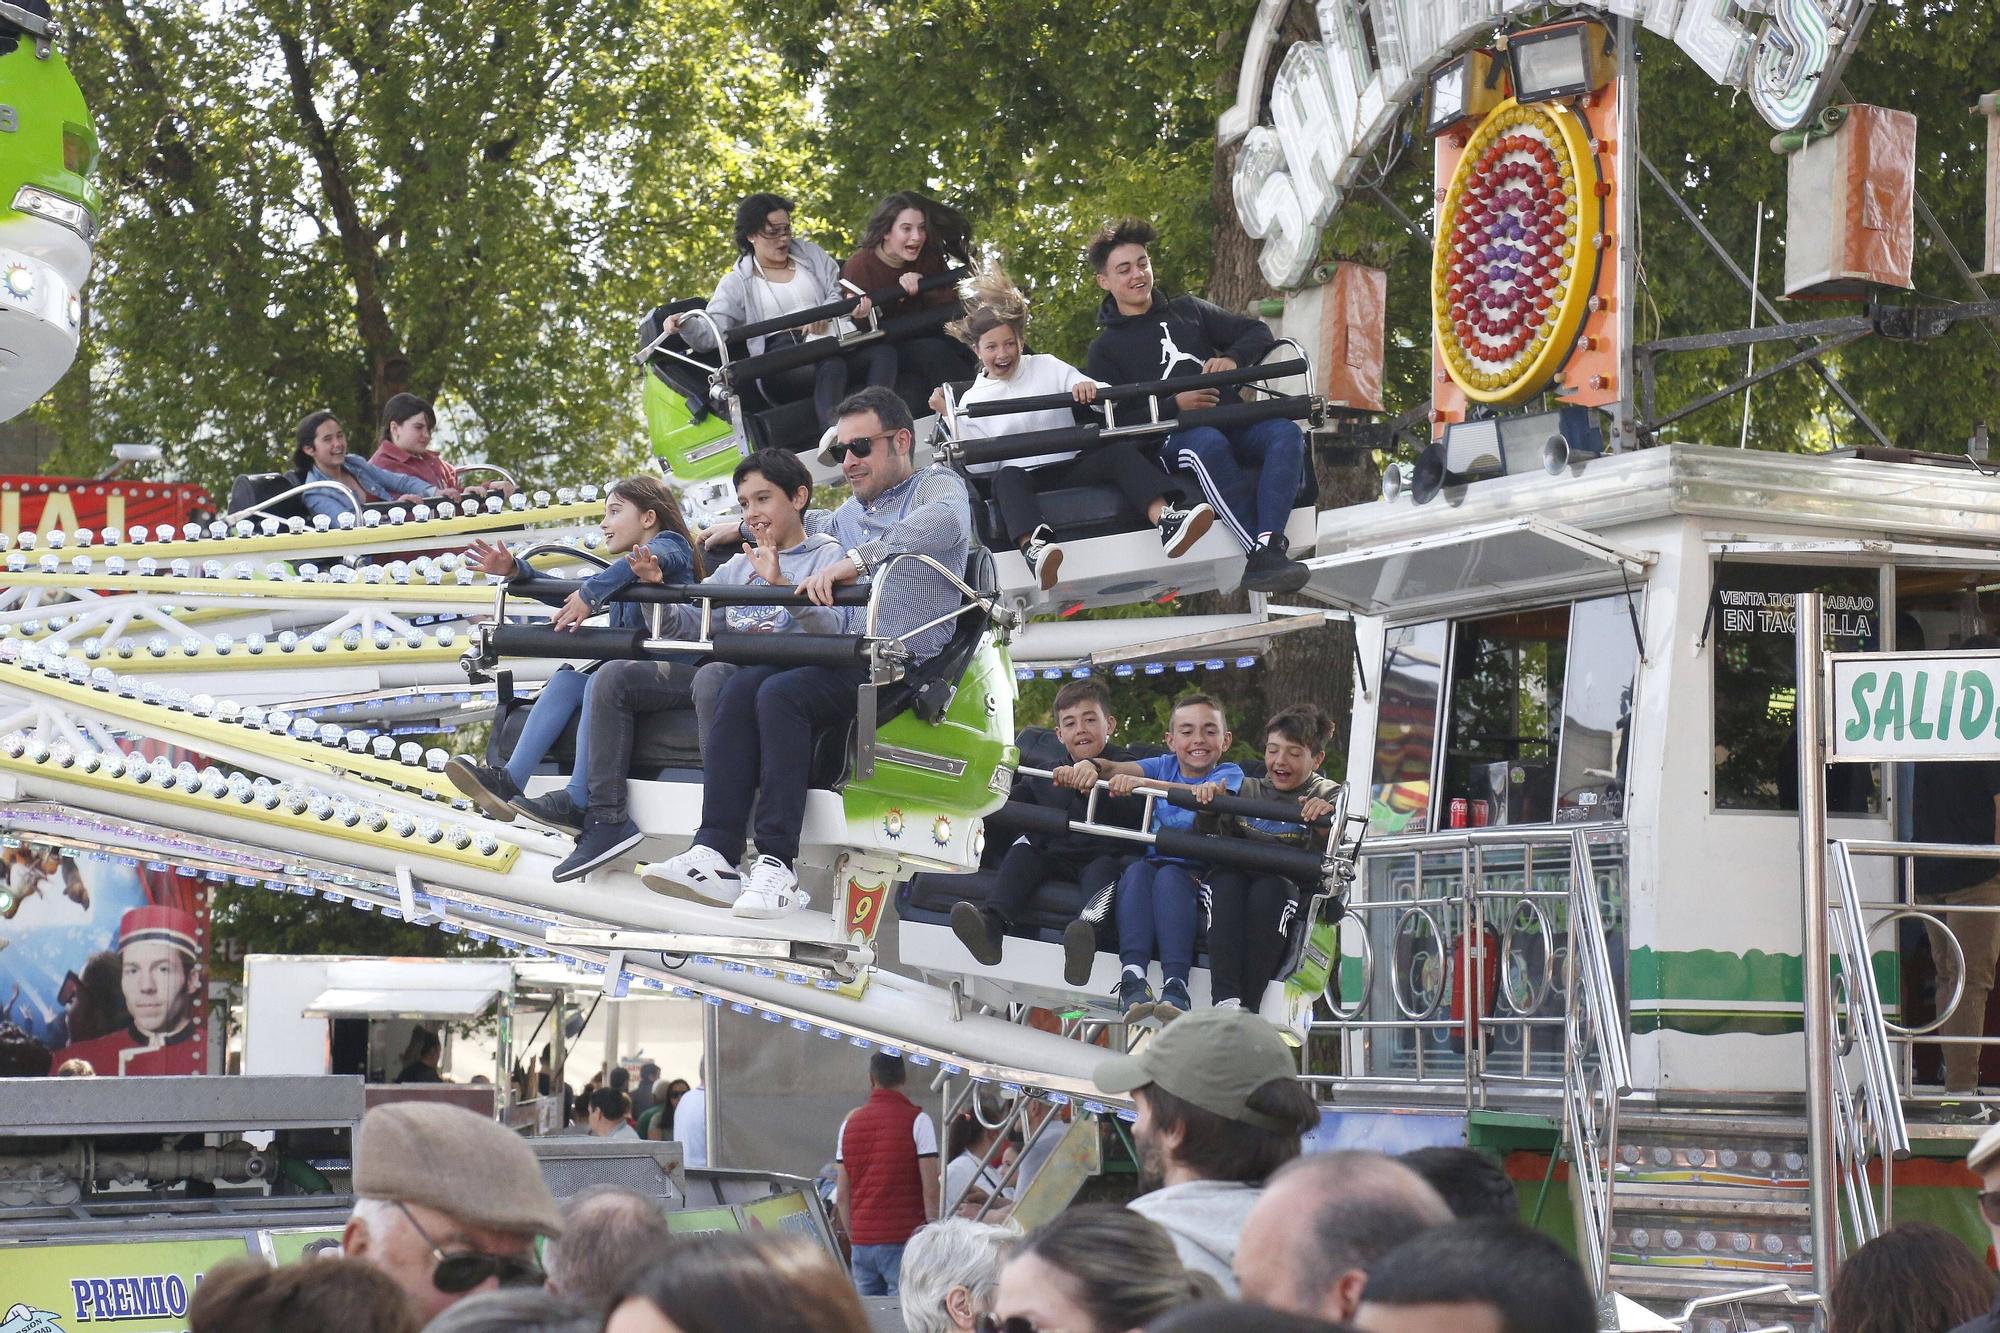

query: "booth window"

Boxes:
[1556, 594, 1640, 824]
[1369, 621, 1448, 835]
[1711, 563, 1880, 813]
[1443, 608, 1569, 824]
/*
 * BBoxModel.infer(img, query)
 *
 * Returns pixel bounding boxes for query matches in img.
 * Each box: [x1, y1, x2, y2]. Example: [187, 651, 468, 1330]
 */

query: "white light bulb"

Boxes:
[44, 530, 64, 550]
[387, 507, 407, 525]
[312, 513, 331, 531]
[277, 630, 298, 652]
[361, 510, 383, 528]
[412, 504, 432, 523]
[259, 518, 281, 537]
[245, 634, 266, 655]
[397, 742, 421, 765]
[336, 511, 356, 529]
[73, 529, 92, 548]
[105, 556, 125, 575]
[234, 520, 255, 539]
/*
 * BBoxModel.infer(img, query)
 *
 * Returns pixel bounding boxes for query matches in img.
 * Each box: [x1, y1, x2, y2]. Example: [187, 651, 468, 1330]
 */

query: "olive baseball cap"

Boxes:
[1093, 1008, 1301, 1131]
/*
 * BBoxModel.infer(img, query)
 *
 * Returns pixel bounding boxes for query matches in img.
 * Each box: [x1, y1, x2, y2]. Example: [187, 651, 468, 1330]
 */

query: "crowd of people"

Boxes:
[155, 1002, 2000, 1333]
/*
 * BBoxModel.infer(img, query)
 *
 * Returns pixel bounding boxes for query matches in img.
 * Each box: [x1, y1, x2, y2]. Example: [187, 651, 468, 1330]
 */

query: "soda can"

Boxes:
[1470, 800, 1490, 827]
[1448, 798, 1469, 829]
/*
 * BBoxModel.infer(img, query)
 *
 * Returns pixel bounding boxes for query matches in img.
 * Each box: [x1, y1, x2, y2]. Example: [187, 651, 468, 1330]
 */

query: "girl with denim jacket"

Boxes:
[446, 476, 701, 827]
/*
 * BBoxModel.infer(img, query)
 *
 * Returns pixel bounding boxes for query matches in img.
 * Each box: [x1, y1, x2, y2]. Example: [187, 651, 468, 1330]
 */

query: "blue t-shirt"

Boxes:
[1137, 753, 1244, 833]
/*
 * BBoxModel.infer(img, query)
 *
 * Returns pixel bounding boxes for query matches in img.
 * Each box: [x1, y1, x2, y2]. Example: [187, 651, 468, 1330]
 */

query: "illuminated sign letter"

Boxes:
[1677, 0, 1756, 87]
[1750, 0, 1835, 130]
[1234, 126, 1317, 288]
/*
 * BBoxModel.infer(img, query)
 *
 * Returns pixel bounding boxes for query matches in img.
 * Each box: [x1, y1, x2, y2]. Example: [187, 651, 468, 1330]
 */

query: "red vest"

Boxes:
[843, 1089, 929, 1245]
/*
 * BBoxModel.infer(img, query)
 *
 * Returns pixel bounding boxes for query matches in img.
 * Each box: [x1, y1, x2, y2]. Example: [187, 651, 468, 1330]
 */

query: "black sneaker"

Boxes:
[1240, 537, 1310, 594]
[553, 816, 644, 883]
[1117, 973, 1156, 1022]
[951, 902, 1007, 967]
[1156, 977, 1192, 1022]
[444, 757, 521, 821]
[510, 789, 585, 836]
[1157, 502, 1215, 558]
[1022, 525, 1063, 591]
[1062, 918, 1098, 989]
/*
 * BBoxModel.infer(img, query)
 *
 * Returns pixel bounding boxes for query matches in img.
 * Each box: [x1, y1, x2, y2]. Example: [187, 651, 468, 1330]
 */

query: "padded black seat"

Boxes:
[487, 548, 998, 791]
[226, 471, 310, 521]
[966, 455, 1319, 551]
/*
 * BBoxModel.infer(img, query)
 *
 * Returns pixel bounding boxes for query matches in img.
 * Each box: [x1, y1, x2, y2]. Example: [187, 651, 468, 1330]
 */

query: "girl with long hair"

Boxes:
[368, 393, 515, 501]
[292, 409, 438, 522]
[935, 266, 1211, 590]
[843, 191, 978, 403]
[448, 476, 700, 880]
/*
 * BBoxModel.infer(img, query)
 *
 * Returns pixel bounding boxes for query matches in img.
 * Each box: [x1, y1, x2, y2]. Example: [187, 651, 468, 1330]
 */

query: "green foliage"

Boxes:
[209, 883, 494, 984]
[737, 0, 1242, 368]
[58, 0, 814, 494]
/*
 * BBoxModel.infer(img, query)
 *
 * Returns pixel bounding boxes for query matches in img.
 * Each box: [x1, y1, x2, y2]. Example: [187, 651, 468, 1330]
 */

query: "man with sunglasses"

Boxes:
[342, 1102, 562, 1324]
[658, 384, 972, 920]
[1953, 1122, 2000, 1332]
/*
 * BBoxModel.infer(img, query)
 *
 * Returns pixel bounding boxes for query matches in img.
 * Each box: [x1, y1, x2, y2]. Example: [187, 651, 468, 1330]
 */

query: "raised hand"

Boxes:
[629, 542, 664, 585]
[467, 539, 517, 578]
[748, 533, 785, 585]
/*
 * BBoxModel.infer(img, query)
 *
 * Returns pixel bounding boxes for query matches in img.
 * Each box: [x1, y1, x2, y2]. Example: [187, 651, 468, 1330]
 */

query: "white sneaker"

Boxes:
[732, 855, 807, 919]
[640, 845, 741, 903]
[1022, 526, 1063, 591]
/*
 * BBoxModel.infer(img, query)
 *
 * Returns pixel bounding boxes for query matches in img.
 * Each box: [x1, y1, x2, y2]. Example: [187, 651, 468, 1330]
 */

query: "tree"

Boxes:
[55, 0, 815, 493]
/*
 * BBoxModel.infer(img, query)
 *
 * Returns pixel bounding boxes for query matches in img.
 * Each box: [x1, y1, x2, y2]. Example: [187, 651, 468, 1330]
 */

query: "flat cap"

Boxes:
[354, 1101, 563, 1238]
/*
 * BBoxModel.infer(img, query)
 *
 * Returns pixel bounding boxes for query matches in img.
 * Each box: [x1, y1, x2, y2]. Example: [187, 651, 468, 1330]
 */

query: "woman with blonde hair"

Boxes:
[933, 266, 1210, 590]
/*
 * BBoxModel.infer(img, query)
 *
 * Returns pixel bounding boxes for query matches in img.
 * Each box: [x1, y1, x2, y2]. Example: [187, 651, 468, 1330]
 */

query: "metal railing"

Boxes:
[1309, 826, 1628, 1103]
[1564, 827, 1634, 1296]
[1825, 840, 1912, 1251]
[1309, 825, 1630, 1292]
[1671, 1283, 1824, 1333]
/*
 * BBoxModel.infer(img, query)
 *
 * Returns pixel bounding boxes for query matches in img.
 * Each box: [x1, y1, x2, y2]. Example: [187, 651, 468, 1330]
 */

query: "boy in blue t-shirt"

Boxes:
[1070, 691, 1244, 1021]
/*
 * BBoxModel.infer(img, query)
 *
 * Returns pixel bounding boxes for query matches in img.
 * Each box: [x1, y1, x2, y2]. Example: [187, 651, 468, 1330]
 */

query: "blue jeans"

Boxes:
[1117, 858, 1202, 983]
[695, 663, 865, 866]
[851, 1241, 906, 1296]
[503, 665, 590, 806]
[1167, 415, 1306, 551]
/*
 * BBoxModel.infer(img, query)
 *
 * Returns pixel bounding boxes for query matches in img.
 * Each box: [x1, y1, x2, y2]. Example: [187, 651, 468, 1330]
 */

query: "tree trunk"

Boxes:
[1203, 23, 1379, 757]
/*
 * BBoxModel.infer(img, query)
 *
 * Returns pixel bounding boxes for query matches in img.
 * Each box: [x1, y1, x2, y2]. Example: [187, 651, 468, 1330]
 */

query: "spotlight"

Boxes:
[1427, 49, 1504, 138]
[1507, 20, 1616, 104]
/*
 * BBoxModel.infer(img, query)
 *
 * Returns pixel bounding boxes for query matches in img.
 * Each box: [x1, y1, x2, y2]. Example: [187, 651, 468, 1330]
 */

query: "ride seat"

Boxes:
[963, 438, 1320, 551]
[226, 470, 310, 521]
[640, 298, 724, 422]
[488, 547, 998, 789]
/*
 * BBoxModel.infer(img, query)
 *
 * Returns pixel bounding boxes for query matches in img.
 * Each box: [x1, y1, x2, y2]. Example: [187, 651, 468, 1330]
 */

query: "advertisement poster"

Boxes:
[739, 1191, 817, 1240]
[0, 843, 211, 1077]
[0, 1237, 248, 1332]
[664, 1206, 741, 1237]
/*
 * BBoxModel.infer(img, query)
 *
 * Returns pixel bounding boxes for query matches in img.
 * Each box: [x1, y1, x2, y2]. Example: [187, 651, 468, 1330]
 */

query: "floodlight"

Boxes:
[1427, 50, 1504, 138]
[1507, 21, 1615, 104]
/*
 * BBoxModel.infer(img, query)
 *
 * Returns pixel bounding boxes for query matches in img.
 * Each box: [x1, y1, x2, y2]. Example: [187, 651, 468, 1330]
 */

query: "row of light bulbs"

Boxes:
[14, 814, 1124, 1118]
[0, 485, 605, 552]
[0, 733, 505, 860]
[3, 624, 461, 668]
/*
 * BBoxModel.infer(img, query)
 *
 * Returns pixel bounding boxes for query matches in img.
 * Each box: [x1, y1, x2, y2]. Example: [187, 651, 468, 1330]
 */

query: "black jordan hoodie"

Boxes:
[1084, 290, 1277, 423]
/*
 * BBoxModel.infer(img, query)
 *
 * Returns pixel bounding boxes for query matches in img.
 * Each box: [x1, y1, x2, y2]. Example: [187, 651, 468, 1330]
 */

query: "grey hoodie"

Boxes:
[658, 532, 854, 638]
[1127, 1179, 1262, 1296]
[681, 238, 845, 357]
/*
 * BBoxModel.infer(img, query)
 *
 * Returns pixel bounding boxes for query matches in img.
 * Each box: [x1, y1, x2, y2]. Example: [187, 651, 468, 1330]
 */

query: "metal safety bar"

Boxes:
[1562, 826, 1632, 1300]
[223, 479, 367, 523]
[1671, 1282, 1824, 1333]
[1825, 840, 1912, 1254]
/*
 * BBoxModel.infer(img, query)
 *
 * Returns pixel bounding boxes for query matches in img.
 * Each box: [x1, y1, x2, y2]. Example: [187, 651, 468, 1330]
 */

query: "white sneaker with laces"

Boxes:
[732, 855, 807, 919]
[640, 844, 741, 903]
[1022, 526, 1063, 591]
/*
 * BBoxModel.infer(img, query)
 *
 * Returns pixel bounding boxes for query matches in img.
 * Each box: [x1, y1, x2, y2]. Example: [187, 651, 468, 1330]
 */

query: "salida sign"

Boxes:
[1830, 654, 2000, 762]
[1221, 0, 1876, 286]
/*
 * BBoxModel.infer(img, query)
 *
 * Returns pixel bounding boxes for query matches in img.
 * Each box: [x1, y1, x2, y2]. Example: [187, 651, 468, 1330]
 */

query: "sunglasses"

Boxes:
[757, 224, 793, 239]
[975, 1318, 1041, 1333]
[396, 1202, 545, 1294]
[829, 430, 898, 464]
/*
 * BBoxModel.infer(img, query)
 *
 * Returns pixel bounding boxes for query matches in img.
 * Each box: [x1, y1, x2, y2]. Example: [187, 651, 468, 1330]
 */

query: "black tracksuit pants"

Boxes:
[989, 841, 1133, 931]
[989, 441, 1180, 547]
[1204, 868, 1302, 1007]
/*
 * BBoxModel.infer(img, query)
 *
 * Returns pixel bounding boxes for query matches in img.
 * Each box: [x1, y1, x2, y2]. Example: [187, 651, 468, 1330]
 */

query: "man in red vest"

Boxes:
[835, 1052, 939, 1295]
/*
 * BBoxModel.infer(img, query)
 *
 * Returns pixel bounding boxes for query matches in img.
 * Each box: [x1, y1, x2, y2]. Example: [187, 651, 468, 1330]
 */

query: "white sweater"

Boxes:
[956, 354, 1097, 474]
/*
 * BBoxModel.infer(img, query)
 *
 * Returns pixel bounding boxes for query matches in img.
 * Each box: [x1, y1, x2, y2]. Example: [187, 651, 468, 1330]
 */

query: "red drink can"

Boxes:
[1448, 798, 1469, 829]
[1470, 800, 1490, 828]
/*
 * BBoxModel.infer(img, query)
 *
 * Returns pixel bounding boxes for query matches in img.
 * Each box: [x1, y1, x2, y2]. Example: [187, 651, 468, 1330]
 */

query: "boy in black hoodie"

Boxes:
[1083, 218, 1310, 595]
[951, 677, 1145, 986]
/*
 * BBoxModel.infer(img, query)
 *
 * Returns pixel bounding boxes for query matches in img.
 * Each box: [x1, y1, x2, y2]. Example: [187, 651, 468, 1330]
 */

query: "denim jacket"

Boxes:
[510, 532, 695, 633]
[302, 457, 439, 520]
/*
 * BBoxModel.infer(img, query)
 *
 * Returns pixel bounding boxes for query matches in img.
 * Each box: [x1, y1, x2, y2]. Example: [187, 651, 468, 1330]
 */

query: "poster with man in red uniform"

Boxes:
[0, 842, 209, 1076]
[51, 906, 206, 1076]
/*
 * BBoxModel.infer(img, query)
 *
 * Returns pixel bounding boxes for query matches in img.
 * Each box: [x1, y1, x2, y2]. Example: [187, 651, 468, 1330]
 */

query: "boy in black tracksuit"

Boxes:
[1082, 217, 1310, 595]
[952, 678, 1145, 985]
[1197, 704, 1342, 1010]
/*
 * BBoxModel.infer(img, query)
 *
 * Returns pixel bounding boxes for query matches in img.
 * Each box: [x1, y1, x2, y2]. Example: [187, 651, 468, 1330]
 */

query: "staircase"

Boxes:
[1604, 1111, 1821, 1332]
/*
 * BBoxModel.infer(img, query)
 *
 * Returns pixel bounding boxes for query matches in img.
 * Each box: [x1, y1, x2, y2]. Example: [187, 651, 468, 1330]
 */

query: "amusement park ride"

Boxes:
[10, 0, 2000, 1326]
